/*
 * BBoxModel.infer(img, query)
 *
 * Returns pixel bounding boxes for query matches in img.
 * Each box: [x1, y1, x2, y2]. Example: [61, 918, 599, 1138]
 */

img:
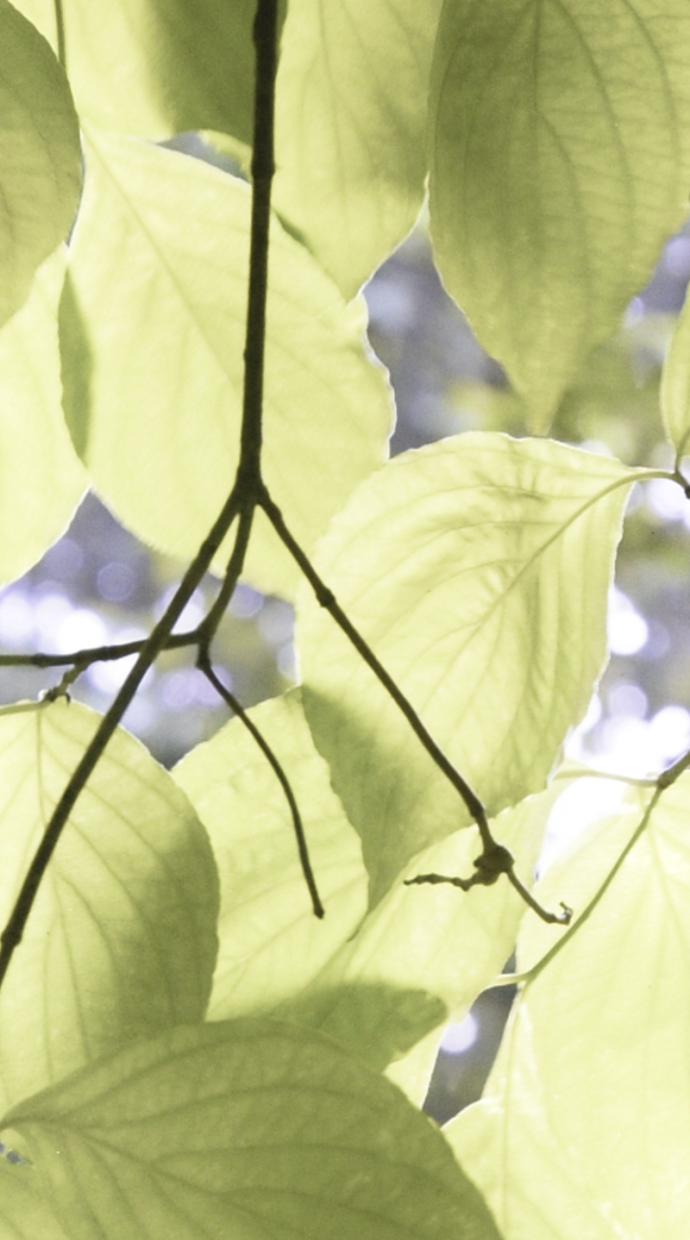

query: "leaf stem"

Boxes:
[197, 658, 324, 918]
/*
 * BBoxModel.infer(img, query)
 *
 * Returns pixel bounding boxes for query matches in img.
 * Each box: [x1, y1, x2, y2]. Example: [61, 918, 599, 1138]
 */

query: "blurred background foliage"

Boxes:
[2, 153, 690, 1123]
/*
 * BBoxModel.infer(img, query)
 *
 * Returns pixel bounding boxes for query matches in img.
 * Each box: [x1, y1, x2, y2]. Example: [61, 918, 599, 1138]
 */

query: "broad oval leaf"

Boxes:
[272, 0, 442, 297]
[429, 0, 690, 428]
[12, 0, 269, 143]
[175, 689, 555, 1074]
[0, 700, 219, 1114]
[62, 130, 393, 597]
[0, 0, 81, 326]
[0, 249, 84, 585]
[448, 776, 690, 1238]
[4, 1019, 502, 1240]
[298, 433, 637, 904]
[0, 1159, 68, 1240]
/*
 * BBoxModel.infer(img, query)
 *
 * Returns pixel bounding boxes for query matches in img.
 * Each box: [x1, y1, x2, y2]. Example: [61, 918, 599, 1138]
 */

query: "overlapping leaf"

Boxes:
[0, 0, 81, 327]
[429, 0, 690, 427]
[4, 1020, 502, 1240]
[272, 0, 442, 297]
[0, 250, 84, 584]
[62, 131, 393, 597]
[0, 1159, 68, 1240]
[175, 689, 556, 1074]
[297, 433, 637, 903]
[0, 700, 218, 1114]
[447, 776, 690, 1238]
[13, 0, 270, 143]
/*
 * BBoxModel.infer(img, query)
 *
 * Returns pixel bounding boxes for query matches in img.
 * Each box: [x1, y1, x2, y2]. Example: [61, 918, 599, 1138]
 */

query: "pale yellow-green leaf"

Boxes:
[0, 249, 84, 584]
[661, 285, 690, 460]
[0, 1159, 68, 1240]
[0, 0, 81, 326]
[272, 0, 442, 297]
[4, 1020, 503, 1240]
[175, 689, 555, 1072]
[384, 1027, 444, 1107]
[448, 777, 690, 1238]
[12, 0, 267, 143]
[62, 130, 392, 597]
[298, 433, 637, 903]
[0, 699, 218, 1115]
[429, 0, 690, 428]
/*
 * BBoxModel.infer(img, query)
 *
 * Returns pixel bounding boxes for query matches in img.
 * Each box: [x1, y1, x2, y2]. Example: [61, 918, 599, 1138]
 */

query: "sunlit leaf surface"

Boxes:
[0, 0, 80, 326]
[272, 0, 442, 297]
[62, 131, 392, 597]
[0, 1159, 68, 1240]
[0, 700, 218, 1114]
[0, 250, 84, 584]
[447, 777, 690, 1238]
[429, 0, 690, 427]
[175, 690, 554, 1074]
[4, 1020, 503, 1240]
[12, 0, 265, 143]
[298, 433, 636, 903]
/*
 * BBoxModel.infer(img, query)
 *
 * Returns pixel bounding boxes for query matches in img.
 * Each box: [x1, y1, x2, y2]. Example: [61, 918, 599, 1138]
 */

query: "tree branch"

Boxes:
[0, 0, 282, 991]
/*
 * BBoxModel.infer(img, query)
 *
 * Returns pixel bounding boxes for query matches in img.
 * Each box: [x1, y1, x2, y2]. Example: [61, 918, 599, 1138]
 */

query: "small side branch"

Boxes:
[197, 655, 324, 919]
[258, 488, 493, 841]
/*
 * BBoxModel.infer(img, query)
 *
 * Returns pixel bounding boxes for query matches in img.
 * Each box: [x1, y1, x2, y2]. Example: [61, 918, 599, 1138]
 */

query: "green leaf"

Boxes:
[0, 0, 81, 326]
[447, 777, 690, 1238]
[0, 249, 84, 585]
[271, 0, 442, 297]
[298, 433, 637, 903]
[0, 700, 218, 1115]
[62, 130, 393, 597]
[0, 1159, 68, 1240]
[4, 1019, 503, 1240]
[12, 0, 270, 143]
[175, 689, 554, 1073]
[661, 289, 690, 461]
[429, 0, 690, 428]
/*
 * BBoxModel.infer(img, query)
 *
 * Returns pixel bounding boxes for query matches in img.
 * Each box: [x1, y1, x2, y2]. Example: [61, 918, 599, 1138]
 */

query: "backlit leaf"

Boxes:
[272, 0, 442, 297]
[0, 700, 218, 1114]
[429, 0, 690, 428]
[0, 0, 81, 326]
[12, 0, 269, 143]
[298, 433, 637, 903]
[448, 776, 690, 1238]
[4, 1020, 503, 1240]
[0, 1159, 68, 1240]
[62, 131, 393, 597]
[0, 249, 84, 584]
[175, 690, 555, 1072]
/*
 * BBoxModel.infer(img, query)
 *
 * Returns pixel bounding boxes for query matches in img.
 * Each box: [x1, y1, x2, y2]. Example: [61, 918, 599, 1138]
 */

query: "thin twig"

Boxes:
[0, 630, 200, 671]
[198, 657, 324, 918]
[197, 505, 256, 659]
[0, 0, 282, 991]
[258, 488, 492, 841]
[259, 487, 571, 926]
